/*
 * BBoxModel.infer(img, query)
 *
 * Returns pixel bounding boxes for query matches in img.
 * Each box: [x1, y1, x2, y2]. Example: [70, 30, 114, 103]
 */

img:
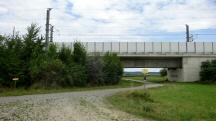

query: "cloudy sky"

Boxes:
[0, 0, 216, 72]
[0, 0, 216, 42]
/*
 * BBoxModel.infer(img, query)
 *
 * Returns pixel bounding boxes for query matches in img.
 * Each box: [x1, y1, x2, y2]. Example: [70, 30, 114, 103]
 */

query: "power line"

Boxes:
[194, 34, 216, 35]
[55, 33, 185, 36]
[8, 7, 215, 11]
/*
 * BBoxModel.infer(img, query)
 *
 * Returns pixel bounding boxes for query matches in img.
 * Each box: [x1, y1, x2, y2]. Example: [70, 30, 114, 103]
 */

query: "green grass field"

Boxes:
[108, 83, 216, 121]
[123, 75, 167, 83]
[0, 79, 143, 97]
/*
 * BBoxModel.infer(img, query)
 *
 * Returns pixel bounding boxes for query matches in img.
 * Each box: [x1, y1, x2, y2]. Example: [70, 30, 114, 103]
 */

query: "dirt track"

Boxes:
[0, 84, 162, 121]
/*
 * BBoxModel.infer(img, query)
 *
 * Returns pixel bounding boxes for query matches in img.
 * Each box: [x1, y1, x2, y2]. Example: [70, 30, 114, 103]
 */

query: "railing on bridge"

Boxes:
[55, 42, 216, 55]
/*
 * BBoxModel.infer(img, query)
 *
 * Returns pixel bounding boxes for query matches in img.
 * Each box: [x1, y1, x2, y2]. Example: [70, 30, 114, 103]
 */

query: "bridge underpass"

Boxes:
[120, 56, 182, 68]
[55, 42, 216, 82]
[120, 56, 182, 81]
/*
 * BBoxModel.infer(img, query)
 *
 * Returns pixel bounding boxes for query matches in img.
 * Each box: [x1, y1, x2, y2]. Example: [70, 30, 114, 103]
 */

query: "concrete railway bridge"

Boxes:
[56, 42, 216, 82]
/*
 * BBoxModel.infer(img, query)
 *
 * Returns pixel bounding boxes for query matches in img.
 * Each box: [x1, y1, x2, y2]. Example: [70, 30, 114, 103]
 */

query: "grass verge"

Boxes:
[0, 79, 143, 97]
[107, 83, 216, 121]
[123, 75, 167, 83]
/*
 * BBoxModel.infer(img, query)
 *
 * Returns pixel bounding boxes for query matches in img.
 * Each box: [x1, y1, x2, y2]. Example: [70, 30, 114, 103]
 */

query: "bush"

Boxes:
[103, 52, 123, 85]
[0, 24, 124, 89]
[200, 60, 216, 82]
[142, 104, 154, 112]
[31, 59, 66, 88]
[128, 91, 154, 102]
[0, 35, 24, 87]
[21, 24, 45, 87]
[58, 44, 73, 65]
[65, 64, 87, 87]
[47, 43, 58, 59]
[160, 68, 167, 77]
[73, 42, 86, 65]
[86, 56, 104, 85]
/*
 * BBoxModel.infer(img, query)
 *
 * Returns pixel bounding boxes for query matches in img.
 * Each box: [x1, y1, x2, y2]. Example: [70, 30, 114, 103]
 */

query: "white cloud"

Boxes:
[0, 0, 216, 41]
[0, 6, 8, 14]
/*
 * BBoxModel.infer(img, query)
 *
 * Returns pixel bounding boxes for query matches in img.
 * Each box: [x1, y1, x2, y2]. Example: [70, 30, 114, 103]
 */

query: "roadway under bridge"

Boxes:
[55, 42, 216, 82]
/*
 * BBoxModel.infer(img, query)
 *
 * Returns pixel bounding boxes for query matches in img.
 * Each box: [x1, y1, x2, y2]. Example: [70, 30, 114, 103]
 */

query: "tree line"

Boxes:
[0, 24, 123, 88]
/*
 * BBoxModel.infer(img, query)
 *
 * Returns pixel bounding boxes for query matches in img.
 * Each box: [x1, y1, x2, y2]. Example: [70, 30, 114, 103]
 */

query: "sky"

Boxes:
[0, 0, 216, 72]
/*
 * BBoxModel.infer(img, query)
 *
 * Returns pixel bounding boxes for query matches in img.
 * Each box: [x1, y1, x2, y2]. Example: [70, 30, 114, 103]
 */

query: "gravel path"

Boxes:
[0, 83, 162, 121]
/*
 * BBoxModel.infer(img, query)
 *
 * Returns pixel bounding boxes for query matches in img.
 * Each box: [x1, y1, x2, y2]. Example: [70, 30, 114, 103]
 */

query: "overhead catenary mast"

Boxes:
[45, 8, 52, 50]
[186, 24, 190, 42]
[50, 25, 54, 42]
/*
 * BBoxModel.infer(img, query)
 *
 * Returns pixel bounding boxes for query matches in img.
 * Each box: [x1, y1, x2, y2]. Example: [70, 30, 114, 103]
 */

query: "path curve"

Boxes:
[0, 83, 162, 121]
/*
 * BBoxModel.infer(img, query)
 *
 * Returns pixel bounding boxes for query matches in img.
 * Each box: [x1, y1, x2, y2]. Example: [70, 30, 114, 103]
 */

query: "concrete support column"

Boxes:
[168, 57, 216, 82]
[167, 68, 183, 81]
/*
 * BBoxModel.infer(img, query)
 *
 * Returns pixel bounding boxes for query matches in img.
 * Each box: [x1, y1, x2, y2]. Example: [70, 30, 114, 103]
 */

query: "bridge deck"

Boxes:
[55, 42, 216, 56]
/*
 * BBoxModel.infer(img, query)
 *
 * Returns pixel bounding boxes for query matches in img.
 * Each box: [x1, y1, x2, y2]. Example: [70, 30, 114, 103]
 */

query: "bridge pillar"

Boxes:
[168, 57, 216, 82]
[167, 68, 183, 82]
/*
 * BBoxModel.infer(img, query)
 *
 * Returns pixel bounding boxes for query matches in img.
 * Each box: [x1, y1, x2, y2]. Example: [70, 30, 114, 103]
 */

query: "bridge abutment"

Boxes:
[168, 57, 216, 82]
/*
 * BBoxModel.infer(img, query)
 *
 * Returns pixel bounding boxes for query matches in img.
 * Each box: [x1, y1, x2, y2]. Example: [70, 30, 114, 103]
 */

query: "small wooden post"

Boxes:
[12, 77, 19, 88]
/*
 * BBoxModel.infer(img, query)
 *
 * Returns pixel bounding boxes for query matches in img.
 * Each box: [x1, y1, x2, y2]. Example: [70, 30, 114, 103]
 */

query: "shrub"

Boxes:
[200, 61, 211, 81]
[103, 52, 123, 85]
[160, 68, 167, 77]
[58, 45, 73, 65]
[86, 56, 104, 85]
[0, 24, 124, 89]
[47, 43, 58, 59]
[65, 64, 87, 87]
[200, 60, 216, 82]
[73, 42, 86, 65]
[0, 35, 24, 87]
[31, 59, 66, 88]
[22, 24, 44, 63]
[29, 43, 68, 88]
[142, 104, 154, 112]
[128, 91, 154, 102]
[21, 24, 45, 87]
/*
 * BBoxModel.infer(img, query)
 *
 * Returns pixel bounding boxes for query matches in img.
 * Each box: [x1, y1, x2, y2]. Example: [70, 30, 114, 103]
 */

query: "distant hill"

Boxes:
[123, 71, 143, 77]
[149, 72, 160, 75]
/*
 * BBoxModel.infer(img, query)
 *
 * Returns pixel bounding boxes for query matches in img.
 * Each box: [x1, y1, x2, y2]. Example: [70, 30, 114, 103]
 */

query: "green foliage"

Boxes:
[128, 91, 154, 102]
[22, 24, 45, 87]
[108, 84, 216, 121]
[86, 56, 104, 85]
[0, 35, 24, 87]
[65, 64, 87, 87]
[58, 45, 73, 65]
[103, 52, 123, 85]
[47, 44, 58, 59]
[0, 80, 143, 97]
[32, 59, 66, 88]
[29, 44, 62, 88]
[142, 104, 154, 112]
[0, 24, 123, 89]
[124, 75, 167, 83]
[160, 68, 167, 77]
[200, 60, 216, 82]
[22, 24, 44, 63]
[73, 42, 86, 65]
